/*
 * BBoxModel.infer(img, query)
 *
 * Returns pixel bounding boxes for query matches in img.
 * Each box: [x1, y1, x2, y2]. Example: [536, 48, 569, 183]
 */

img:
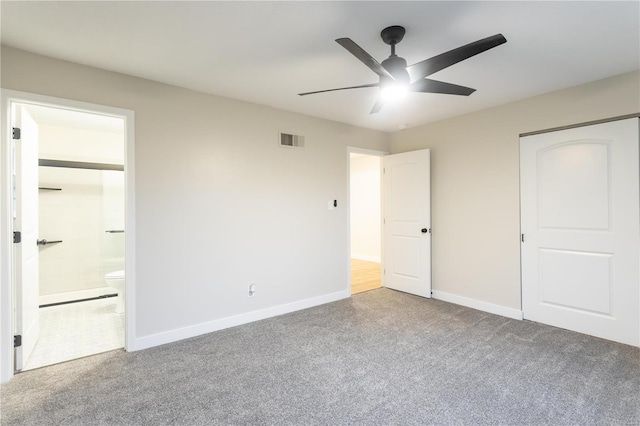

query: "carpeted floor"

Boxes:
[1, 288, 638, 425]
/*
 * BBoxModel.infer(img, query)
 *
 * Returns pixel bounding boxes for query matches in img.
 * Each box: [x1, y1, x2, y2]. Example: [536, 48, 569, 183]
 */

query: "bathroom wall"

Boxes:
[38, 123, 124, 163]
[350, 154, 381, 262]
[39, 167, 104, 296]
[37, 121, 124, 298]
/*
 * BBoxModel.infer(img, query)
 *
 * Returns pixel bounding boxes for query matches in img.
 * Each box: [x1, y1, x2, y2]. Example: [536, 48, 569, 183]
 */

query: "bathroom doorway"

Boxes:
[11, 101, 127, 371]
[349, 150, 383, 294]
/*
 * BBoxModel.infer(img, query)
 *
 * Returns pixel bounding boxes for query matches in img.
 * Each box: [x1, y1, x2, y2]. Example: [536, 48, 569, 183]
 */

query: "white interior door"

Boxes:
[521, 118, 639, 346]
[383, 149, 431, 298]
[13, 106, 40, 370]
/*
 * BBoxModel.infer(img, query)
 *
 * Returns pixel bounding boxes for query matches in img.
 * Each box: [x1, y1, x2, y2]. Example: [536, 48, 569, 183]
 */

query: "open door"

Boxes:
[13, 105, 40, 370]
[383, 149, 431, 298]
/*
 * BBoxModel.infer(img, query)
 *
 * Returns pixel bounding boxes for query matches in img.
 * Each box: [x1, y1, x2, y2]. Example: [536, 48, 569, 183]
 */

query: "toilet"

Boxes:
[105, 270, 125, 314]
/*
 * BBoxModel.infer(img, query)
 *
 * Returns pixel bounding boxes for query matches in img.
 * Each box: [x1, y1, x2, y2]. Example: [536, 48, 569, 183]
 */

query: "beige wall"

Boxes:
[3, 44, 637, 342]
[2, 46, 389, 339]
[391, 70, 640, 310]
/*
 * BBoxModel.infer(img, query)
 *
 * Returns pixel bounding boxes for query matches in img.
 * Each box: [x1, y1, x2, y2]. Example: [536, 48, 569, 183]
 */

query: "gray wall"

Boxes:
[2, 46, 389, 341]
[3, 44, 638, 346]
[390, 70, 640, 310]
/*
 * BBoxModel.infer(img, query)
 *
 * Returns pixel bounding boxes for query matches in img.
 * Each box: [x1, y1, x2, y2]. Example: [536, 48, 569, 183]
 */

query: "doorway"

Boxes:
[1, 90, 136, 383]
[349, 150, 383, 294]
[21, 104, 126, 370]
[348, 147, 432, 298]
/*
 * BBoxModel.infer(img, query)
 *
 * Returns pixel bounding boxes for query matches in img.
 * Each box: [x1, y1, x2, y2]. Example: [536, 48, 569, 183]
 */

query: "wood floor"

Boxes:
[351, 259, 381, 294]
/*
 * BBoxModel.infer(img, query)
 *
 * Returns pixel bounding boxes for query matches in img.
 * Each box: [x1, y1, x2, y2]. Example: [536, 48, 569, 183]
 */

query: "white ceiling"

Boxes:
[2, 1, 638, 133]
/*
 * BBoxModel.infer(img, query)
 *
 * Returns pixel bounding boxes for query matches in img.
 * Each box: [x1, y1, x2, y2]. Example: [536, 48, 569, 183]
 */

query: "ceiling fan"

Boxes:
[298, 26, 507, 114]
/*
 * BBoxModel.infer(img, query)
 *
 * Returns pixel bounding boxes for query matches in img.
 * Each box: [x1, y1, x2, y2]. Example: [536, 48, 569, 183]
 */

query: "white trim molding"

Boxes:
[132, 290, 350, 351]
[432, 290, 524, 320]
[0, 89, 136, 384]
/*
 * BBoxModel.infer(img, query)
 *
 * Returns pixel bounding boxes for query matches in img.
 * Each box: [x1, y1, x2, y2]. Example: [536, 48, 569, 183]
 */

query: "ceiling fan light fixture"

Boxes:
[380, 82, 409, 102]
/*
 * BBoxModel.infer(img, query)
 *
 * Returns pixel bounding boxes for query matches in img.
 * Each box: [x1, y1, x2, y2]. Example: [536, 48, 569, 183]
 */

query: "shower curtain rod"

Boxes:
[39, 159, 124, 171]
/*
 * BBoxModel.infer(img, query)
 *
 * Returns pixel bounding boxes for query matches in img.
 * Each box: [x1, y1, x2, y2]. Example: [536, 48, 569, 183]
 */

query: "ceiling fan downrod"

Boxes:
[380, 26, 409, 83]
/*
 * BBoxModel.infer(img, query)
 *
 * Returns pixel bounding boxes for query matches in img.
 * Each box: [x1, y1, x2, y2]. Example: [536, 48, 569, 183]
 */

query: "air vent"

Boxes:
[279, 132, 305, 148]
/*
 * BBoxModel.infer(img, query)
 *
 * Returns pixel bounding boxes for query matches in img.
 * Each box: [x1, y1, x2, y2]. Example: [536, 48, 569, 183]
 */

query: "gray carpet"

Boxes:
[1, 288, 638, 425]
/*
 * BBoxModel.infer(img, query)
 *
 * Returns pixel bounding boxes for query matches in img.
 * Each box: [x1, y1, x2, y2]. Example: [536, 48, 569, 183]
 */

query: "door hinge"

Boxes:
[521, 233, 524, 243]
[14, 335, 22, 348]
[13, 231, 21, 243]
[12, 127, 21, 140]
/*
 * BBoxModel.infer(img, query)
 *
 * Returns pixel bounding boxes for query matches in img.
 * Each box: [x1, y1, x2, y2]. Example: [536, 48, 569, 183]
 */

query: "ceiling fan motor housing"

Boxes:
[381, 56, 410, 84]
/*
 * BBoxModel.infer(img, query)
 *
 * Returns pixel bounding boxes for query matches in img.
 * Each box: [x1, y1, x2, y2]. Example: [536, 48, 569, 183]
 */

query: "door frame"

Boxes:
[346, 146, 387, 294]
[0, 89, 136, 383]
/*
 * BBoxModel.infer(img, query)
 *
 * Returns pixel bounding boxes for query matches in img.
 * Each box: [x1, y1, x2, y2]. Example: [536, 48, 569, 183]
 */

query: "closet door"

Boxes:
[520, 118, 639, 346]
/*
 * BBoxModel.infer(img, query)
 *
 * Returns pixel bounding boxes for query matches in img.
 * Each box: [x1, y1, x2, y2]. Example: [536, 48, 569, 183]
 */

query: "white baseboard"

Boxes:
[351, 254, 381, 263]
[131, 289, 351, 351]
[432, 290, 523, 320]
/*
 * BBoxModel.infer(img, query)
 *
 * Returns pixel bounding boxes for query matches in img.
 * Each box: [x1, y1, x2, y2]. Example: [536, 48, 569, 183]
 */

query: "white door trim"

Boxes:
[346, 147, 387, 294]
[0, 89, 136, 383]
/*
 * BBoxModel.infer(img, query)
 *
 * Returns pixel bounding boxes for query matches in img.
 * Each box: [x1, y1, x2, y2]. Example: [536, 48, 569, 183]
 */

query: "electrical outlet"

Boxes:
[248, 283, 256, 297]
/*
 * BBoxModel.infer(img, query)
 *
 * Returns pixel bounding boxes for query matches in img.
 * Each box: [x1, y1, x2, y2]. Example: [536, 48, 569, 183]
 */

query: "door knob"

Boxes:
[421, 228, 429, 234]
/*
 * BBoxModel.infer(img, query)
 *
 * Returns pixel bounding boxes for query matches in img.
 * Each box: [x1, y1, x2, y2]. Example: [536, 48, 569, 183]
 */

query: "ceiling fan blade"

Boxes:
[298, 83, 380, 96]
[410, 79, 476, 96]
[370, 98, 384, 114]
[336, 38, 395, 80]
[407, 34, 507, 81]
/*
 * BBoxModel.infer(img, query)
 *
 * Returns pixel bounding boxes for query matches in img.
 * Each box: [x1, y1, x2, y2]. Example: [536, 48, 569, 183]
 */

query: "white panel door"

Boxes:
[13, 106, 40, 370]
[521, 118, 639, 346]
[383, 149, 431, 298]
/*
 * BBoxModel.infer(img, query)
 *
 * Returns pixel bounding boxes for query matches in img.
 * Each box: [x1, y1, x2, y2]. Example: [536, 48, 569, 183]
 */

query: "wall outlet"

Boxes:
[248, 283, 256, 297]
